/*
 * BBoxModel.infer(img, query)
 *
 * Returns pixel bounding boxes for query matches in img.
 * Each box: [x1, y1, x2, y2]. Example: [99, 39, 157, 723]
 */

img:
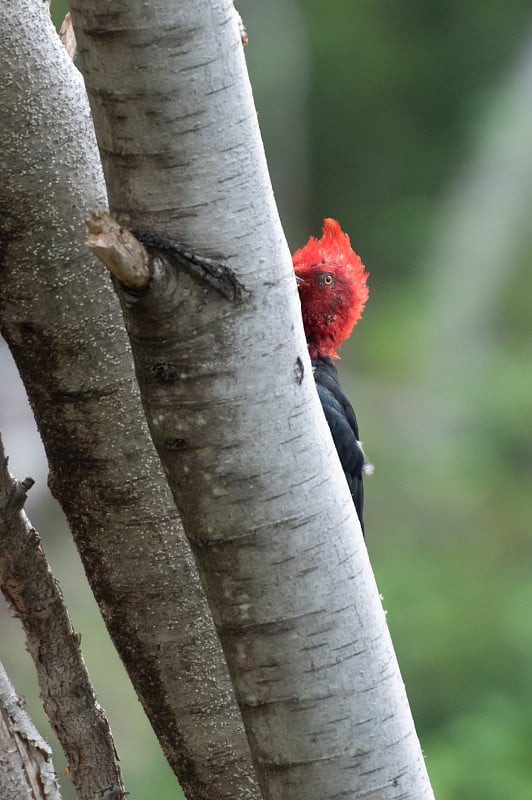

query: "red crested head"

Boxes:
[293, 218, 369, 359]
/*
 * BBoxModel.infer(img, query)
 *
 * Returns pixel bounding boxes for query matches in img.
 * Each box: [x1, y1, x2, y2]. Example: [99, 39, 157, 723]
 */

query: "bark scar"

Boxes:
[294, 356, 304, 385]
[135, 232, 250, 303]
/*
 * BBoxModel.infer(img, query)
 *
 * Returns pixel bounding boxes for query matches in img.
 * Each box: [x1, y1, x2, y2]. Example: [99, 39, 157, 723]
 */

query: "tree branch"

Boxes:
[0, 4, 258, 798]
[0, 435, 126, 800]
[0, 662, 62, 800]
[72, 0, 435, 796]
[59, 12, 77, 60]
[86, 209, 150, 289]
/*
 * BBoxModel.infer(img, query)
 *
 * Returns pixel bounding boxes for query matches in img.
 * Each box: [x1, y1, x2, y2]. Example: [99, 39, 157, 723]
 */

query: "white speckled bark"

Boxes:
[0, 3, 258, 798]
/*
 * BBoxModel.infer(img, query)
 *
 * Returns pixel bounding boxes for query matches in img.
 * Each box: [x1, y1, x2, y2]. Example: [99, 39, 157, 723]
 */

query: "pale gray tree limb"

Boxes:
[422, 25, 532, 372]
[415, 24, 532, 449]
[72, 1, 435, 796]
[0, 661, 62, 800]
[0, 3, 258, 798]
[0, 434, 125, 800]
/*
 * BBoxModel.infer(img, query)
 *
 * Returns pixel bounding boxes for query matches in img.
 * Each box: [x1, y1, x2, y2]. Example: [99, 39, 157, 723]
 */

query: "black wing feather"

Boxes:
[312, 356, 366, 533]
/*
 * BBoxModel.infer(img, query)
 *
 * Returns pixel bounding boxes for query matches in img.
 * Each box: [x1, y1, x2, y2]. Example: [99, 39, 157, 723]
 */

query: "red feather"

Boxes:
[293, 218, 369, 358]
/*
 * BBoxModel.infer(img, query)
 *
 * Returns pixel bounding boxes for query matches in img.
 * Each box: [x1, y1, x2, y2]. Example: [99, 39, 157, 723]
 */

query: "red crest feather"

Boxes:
[293, 218, 369, 358]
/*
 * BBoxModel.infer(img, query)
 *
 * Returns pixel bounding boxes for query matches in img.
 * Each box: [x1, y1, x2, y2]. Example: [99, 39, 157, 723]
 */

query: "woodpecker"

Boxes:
[293, 218, 371, 533]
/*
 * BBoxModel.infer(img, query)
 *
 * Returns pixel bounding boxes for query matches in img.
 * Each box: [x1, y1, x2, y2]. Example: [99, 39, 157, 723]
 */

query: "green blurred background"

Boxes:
[2, 2, 532, 798]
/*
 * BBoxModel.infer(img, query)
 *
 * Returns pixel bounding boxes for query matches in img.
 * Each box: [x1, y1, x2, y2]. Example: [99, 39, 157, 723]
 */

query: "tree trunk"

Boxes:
[71, 1, 435, 797]
[0, 3, 258, 798]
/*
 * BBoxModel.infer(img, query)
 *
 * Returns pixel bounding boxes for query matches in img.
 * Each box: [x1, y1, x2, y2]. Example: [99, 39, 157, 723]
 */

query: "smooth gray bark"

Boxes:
[71, 1, 435, 798]
[0, 662, 62, 800]
[0, 3, 258, 798]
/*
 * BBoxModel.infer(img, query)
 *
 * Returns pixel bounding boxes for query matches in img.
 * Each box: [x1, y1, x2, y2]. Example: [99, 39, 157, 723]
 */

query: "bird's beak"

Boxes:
[295, 274, 306, 285]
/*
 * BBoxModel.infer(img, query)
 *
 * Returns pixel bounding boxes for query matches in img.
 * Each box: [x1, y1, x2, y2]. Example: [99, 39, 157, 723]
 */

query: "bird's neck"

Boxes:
[303, 310, 350, 360]
[306, 329, 342, 360]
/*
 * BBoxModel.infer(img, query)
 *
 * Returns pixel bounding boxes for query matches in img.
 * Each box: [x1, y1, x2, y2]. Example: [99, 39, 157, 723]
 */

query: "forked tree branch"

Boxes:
[0, 4, 259, 797]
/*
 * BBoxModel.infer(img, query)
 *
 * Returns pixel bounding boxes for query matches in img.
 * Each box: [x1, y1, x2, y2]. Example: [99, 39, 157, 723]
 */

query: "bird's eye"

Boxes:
[320, 273, 334, 286]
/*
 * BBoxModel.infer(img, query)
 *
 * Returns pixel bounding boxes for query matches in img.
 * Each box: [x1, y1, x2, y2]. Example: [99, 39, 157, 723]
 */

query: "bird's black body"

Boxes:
[312, 356, 366, 533]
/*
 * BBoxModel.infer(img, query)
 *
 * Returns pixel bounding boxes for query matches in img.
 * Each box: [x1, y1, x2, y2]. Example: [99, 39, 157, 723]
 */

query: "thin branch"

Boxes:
[0, 434, 126, 800]
[86, 208, 150, 290]
[0, 662, 62, 800]
[235, 8, 249, 46]
[59, 12, 77, 60]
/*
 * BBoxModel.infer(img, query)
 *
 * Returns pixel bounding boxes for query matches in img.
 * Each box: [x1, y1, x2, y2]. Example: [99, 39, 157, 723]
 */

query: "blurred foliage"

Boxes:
[303, 0, 532, 287]
[2, 1, 531, 798]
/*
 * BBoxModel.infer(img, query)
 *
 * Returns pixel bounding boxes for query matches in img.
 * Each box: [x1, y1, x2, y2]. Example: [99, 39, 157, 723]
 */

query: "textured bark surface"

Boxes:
[70, 1, 435, 796]
[0, 662, 62, 800]
[0, 435, 125, 800]
[0, 3, 258, 798]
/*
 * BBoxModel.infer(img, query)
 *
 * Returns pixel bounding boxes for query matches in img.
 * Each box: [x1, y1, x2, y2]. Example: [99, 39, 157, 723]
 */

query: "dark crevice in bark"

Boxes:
[133, 231, 250, 302]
